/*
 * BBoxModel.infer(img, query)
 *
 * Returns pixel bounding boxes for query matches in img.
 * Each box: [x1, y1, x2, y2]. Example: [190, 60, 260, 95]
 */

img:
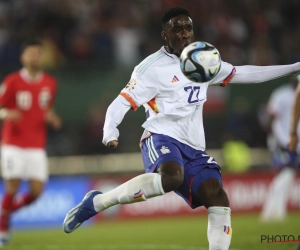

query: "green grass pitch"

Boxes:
[5, 212, 300, 250]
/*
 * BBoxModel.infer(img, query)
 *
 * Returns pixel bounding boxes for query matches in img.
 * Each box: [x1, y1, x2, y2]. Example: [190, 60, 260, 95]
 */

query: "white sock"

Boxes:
[93, 173, 165, 212]
[207, 206, 232, 250]
[261, 168, 296, 221]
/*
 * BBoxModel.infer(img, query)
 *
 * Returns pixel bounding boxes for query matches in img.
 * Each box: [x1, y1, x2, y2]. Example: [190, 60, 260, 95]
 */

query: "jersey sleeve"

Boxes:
[102, 95, 131, 145]
[208, 61, 236, 87]
[119, 66, 159, 111]
[230, 63, 300, 84]
[0, 75, 15, 107]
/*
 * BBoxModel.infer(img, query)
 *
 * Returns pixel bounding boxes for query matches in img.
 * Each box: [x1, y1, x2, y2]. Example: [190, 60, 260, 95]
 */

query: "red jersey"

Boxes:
[0, 68, 57, 148]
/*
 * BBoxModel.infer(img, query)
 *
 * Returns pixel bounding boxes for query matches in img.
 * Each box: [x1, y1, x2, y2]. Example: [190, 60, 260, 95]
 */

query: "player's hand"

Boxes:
[288, 134, 298, 152]
[46, 112, 62, 130]
[107, 140, 118, 149]
[6, 110, 22, 121]
[50, 115, 62, 130]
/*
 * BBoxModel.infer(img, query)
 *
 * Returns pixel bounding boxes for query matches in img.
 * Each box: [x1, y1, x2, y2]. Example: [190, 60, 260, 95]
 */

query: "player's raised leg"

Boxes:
[63, 173, 164, 233]
[63, 161, 183, 233]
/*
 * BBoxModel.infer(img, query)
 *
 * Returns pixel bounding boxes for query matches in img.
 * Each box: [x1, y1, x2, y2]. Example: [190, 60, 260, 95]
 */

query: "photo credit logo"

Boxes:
[261, 235, 300, 244]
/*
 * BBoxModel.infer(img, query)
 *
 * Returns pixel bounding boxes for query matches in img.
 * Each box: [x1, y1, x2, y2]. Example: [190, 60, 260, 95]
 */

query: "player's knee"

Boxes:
[159, 161, 184, 192]
[5, 179, 21, 195]
[5, 189, 18, 197]
[215, 187, 229, 207]
[29, 180, 45, 198]
[28, 192, 40, 200]
[162, 174, 184, 192]
[197, 178, 229, 208]
[29, 188, 43, 199]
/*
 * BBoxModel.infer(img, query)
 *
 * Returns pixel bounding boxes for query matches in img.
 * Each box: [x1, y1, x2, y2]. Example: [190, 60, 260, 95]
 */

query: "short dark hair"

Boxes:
[161, 7, 191, 29]
[21, 38, 42, 53]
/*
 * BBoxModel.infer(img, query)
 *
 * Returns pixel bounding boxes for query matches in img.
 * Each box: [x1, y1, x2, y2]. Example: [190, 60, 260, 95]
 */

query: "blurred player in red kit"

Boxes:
[0, 38, 62, 245]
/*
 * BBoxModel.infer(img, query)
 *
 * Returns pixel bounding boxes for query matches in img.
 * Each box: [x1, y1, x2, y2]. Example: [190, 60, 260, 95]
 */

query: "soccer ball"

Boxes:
[180, 41, 221, 83]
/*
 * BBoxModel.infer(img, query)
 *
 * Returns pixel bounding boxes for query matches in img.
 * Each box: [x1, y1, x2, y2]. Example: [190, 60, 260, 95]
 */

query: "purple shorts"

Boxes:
[141, 133, 222, 208]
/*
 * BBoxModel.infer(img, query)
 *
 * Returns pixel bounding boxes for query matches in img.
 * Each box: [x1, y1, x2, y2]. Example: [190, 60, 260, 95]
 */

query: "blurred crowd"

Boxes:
[1, 0, 300, 71]
[0, 0, 300, 156]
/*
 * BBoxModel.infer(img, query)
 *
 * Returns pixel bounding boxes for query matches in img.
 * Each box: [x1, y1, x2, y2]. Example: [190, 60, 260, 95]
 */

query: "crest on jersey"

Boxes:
[160, 146, 170, 154]
[125, 79, 136, 91]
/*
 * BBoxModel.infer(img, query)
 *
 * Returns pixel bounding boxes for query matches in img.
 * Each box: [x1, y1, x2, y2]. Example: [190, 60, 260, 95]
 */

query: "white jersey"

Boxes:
[103, 46, 300, 149]
[267, 84, 300, 151]
[119, 46, 235, 150]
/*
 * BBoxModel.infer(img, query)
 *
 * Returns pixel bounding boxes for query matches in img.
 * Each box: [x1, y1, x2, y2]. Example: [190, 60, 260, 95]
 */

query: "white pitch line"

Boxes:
[16, 244, 240, 250]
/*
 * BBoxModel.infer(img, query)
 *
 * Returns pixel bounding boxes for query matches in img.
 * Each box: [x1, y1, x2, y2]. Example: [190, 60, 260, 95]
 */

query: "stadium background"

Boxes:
[0, 0, 300, 249]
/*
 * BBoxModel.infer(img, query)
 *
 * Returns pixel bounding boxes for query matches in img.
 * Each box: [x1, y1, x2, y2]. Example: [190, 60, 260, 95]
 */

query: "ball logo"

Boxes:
[209, 57, 218, 66]
[197, 52, 205, 61]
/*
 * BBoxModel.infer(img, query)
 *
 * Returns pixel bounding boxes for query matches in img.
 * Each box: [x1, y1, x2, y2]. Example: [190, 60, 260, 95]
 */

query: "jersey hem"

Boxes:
[141, 131, 206, 151]
[1, 143, 45, 149]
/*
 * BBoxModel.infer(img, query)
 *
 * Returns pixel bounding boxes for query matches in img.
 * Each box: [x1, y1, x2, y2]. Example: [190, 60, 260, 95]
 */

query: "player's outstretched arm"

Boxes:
[102, 95, 131, 148]
[288, 78, 300, 152]
[230, 63, 300, 84]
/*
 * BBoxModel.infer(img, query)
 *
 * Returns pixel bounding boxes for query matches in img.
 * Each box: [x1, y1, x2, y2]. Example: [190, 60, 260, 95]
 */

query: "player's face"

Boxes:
[161, 15, 194, 57]
[21, 45, 42, 71]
